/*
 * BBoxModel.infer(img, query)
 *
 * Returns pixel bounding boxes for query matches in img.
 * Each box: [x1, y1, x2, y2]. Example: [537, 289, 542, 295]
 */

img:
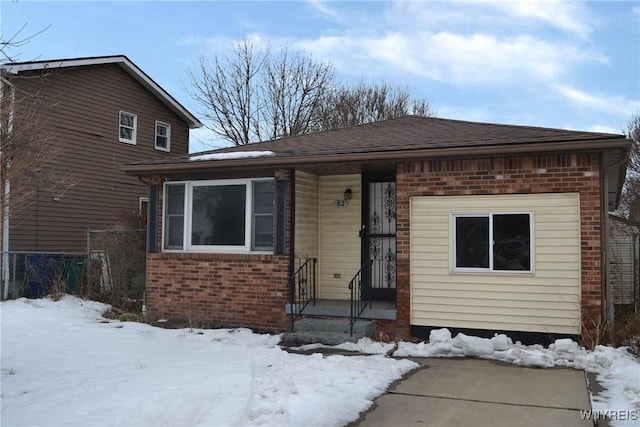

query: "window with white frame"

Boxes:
[139, 197, 149, 218]
[163, 179, 274, 252]
[155, 121, 171, 152]
[119, 111, 137, 144]
[452, 212, 532, 272]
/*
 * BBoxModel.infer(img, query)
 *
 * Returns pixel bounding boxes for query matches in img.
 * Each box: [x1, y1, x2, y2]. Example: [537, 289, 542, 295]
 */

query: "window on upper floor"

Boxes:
[155, 121, 171, 152]
[119, 111, 137, 144]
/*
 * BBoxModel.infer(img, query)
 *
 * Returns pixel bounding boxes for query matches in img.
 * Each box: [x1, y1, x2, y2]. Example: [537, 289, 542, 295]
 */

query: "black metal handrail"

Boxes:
[288, 256, 317, 331]
[349, 259, 373, 336]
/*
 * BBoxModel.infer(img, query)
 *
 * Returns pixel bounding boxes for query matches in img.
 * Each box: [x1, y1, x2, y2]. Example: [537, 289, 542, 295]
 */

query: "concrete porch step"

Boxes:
[295, 317, 375, 335]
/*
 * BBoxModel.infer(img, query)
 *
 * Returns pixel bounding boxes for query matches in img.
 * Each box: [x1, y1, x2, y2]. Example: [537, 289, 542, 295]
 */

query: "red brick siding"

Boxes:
[377, 153, 603, 343]
[145, 170, 292, 332]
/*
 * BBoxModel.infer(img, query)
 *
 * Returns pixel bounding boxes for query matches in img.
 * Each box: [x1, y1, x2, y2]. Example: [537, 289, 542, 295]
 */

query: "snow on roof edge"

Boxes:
[189, 151, 276, 161]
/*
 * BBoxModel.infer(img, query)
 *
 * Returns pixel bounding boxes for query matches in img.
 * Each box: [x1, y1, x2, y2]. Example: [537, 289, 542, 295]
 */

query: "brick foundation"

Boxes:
[146, 252, 290, 331]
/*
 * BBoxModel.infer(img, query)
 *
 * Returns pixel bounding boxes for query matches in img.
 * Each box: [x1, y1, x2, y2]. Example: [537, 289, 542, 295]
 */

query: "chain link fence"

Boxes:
[1, 229, 146, 312]
[1, 251, 86, 299]
[609, 221, 640, 318]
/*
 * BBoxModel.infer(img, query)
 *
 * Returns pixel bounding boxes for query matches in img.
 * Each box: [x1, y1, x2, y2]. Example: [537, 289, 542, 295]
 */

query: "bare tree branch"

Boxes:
[187, 39, 435, 146]
[314, 82, 435, 131]
[1, 71, 80, 228]
[616, 112, 640, 221]
[1, 24, 51, 63]
[188, 39, 269, 145]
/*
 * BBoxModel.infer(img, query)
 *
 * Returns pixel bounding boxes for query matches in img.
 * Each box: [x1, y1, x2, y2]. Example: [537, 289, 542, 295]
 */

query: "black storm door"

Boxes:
[362, 178, 397, 302]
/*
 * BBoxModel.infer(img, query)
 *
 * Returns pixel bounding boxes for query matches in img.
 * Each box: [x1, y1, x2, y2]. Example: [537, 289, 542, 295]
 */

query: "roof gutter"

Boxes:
[122, 138, 631, 175]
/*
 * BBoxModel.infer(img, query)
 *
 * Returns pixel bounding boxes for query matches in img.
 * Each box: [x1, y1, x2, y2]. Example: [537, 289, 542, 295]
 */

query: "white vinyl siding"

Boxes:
[410, 193, 581, 334]
[318, 174, 361, 300]
[294, 171, 319, 259]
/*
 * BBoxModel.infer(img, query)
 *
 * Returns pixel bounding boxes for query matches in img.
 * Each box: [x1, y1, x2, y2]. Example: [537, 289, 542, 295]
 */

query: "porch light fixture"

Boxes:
[343, 188, 352, 200]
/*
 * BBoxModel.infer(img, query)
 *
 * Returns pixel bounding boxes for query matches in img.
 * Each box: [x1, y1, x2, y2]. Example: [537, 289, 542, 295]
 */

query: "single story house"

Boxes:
[123, 116, 631, 344]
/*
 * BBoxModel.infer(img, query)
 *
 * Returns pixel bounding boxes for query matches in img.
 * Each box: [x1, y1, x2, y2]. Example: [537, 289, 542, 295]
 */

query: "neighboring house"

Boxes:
[124, 116, 630, 345]
[609, 214, 640, 314]
[2, 55, 202, 253]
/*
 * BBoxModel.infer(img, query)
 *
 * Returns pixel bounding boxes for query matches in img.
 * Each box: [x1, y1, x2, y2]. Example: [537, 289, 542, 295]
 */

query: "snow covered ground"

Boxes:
[1, 296, 639, 427]
[0, 297, 415, 427]
[302, 328, 640, 427]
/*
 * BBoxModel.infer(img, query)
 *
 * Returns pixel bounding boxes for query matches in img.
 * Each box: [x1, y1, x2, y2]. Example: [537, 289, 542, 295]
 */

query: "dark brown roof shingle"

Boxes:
[125, 115, 630, 170]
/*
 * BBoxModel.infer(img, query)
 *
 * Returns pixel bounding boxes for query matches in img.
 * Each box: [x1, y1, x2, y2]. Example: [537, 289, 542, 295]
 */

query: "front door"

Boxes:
[362, 177, 397, 302]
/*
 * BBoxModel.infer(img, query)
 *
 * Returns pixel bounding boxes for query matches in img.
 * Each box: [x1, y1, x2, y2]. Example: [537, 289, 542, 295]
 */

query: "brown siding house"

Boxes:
[2, 56, 201, 253]
[123, 116, 630, 345]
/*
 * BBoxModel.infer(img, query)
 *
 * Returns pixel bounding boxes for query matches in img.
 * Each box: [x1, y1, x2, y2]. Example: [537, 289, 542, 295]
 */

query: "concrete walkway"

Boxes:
[350, 358, 593, 427]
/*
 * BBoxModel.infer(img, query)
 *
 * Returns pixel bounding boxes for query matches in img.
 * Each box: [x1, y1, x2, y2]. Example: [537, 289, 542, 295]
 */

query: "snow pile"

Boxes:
[189, 151, 275, 161]
[1, 296, 417, 427]
[393, 328, 640, 426]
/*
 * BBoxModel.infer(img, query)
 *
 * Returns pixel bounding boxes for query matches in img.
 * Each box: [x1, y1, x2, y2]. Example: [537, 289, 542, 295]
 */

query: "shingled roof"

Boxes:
[123, 115, 630, 209]
[125, 115, 629, 170]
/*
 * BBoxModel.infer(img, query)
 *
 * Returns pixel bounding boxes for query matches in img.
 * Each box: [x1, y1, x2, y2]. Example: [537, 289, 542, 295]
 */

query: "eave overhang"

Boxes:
[122, 137, 631, 177]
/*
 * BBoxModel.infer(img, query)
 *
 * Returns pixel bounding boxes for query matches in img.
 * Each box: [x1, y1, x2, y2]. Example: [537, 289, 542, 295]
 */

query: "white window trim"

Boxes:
[155, 121, 171, 152]
[450, 211, 534, 274]
[119, 111, 137, 144]
[162, 178, 274, 254]
[139, 197, 148, 215]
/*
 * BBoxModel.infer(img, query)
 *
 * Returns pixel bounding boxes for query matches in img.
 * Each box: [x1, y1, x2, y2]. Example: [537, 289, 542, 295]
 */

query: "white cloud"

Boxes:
[306, 0, 343, 21]
[634, 5, 640, 15]
[553, 84, 640, 116]
[183, 1, 607, 89]
[295, 31, 606, 86]
[483, 0, 593, 38]
[290, 1, 607, 87]
[390, 0, 593, 38]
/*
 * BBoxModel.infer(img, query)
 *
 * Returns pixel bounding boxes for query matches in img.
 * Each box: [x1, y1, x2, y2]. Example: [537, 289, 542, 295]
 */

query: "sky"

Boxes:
[2, 0, 640, 153]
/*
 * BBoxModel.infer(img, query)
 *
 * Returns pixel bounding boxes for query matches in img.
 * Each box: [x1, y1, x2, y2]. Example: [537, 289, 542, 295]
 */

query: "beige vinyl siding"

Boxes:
[318, 175, 361, 299]
[294, 171, 319, 259]
[410, 193, 581, 334]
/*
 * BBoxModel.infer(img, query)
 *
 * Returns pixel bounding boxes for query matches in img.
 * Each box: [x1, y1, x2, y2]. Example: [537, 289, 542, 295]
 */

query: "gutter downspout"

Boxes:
[602, 169, 613, 330]
[1, 76, 15, 299]
[2, 175, 9, 299]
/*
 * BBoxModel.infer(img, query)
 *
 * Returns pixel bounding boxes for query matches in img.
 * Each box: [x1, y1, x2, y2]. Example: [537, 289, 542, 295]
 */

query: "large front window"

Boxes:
[453, 212, 532, 272]
[164, 179, 274, 252]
